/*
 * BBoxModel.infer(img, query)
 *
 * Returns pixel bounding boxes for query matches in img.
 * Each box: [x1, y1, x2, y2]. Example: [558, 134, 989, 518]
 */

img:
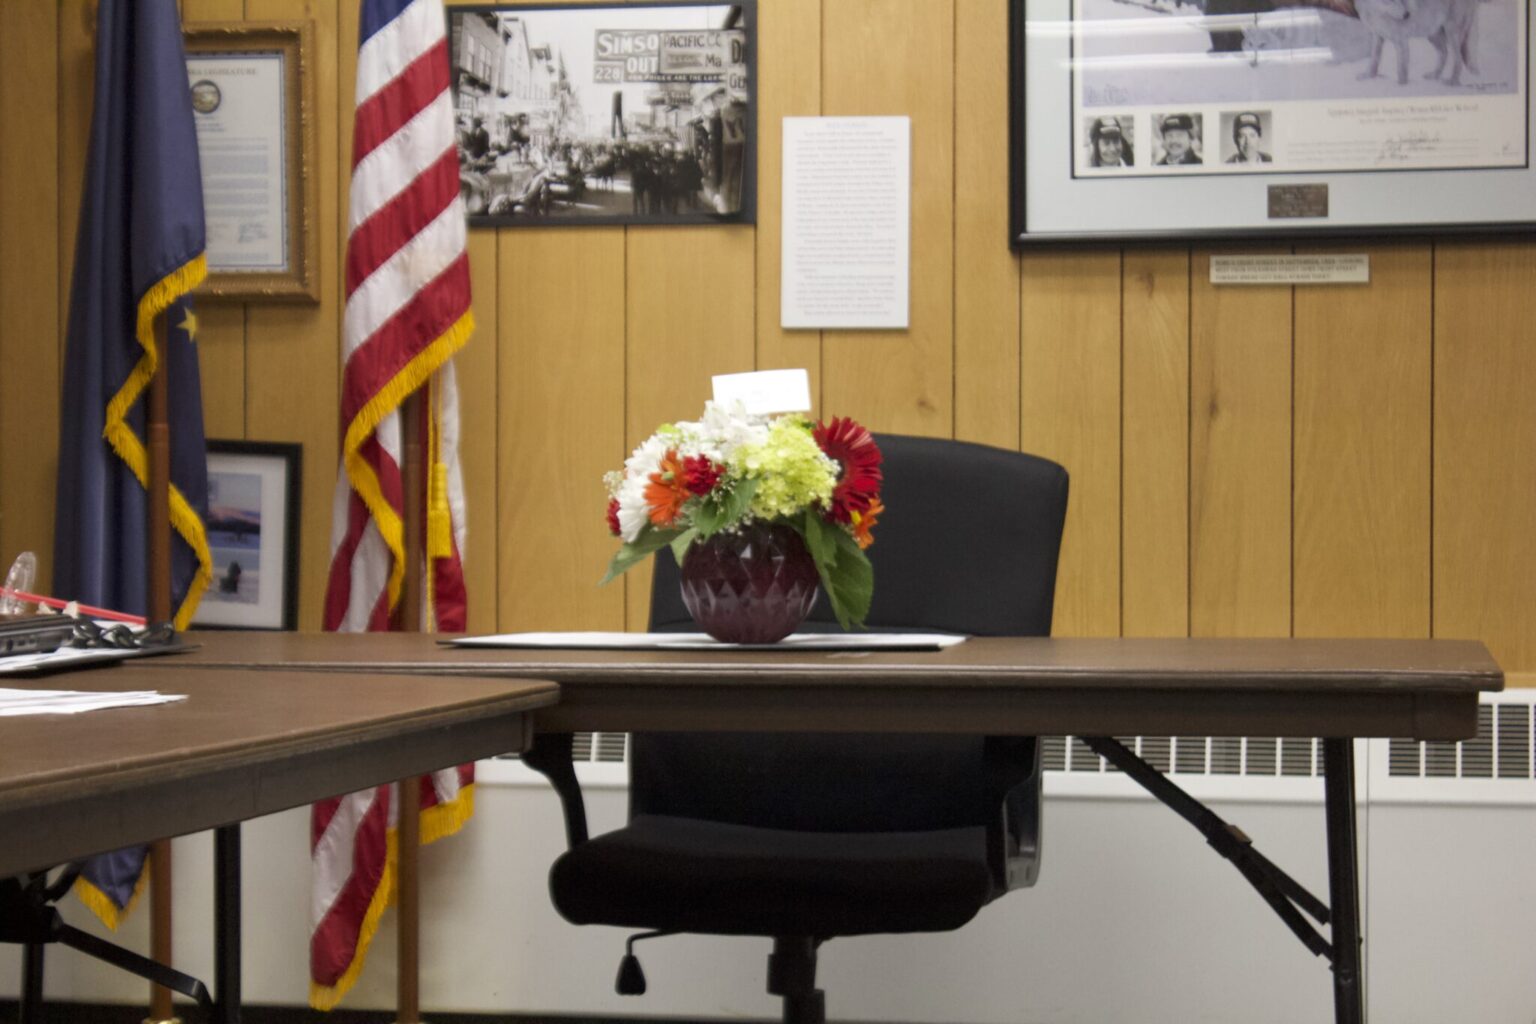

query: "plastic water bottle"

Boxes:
[0, 551, 38, 615]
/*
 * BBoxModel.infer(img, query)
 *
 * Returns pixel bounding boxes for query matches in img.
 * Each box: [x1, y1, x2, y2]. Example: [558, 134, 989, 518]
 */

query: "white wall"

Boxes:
[3, 776, 1533, 1023]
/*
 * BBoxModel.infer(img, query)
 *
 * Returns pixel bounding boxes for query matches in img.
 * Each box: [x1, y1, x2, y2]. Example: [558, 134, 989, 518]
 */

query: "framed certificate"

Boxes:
[184, 22, 318, 301]
[1009, 0, 1536, 245]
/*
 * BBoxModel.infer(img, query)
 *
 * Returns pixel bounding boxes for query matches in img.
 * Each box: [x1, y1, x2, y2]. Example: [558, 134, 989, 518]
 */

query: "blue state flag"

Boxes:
[52, 0, 213, 926]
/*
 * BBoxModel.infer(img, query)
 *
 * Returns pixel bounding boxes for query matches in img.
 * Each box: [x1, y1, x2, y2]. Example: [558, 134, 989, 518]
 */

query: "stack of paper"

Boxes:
[0, 683, 186, 717]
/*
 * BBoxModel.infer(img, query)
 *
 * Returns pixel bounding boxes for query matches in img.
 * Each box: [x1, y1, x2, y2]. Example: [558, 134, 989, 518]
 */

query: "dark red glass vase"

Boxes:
[679, 522, 820, 644]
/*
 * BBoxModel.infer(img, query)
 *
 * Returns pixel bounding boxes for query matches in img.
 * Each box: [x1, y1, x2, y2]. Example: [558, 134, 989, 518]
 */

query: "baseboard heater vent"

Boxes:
[1042, 735, 1325, 777]
[1388, 702, 1533, 779]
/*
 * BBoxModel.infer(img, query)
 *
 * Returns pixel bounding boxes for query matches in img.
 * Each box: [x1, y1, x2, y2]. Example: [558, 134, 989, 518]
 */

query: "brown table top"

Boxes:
[135, 632, 1503, 741]
[0, 665, 557, 877]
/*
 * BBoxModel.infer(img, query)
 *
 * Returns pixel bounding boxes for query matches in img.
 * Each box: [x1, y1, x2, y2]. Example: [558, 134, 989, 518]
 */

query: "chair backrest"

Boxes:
[633, 434, 1069, 835]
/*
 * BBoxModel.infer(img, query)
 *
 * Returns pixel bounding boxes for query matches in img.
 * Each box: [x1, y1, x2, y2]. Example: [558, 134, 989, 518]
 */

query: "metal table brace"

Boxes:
[1083, 737, 1364, 1024]
[3, 824, 242, 1024]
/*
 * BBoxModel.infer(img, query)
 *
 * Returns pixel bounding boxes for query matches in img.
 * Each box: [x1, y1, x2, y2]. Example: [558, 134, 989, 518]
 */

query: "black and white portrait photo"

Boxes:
[449, 2, 755, 227]
[1083, 114, 1136, 168]
[1221, 110, 1274, 164]
[1153, 112, 1203, 166]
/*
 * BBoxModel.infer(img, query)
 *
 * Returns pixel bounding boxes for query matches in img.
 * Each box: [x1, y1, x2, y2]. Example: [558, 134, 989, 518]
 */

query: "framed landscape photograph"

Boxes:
[447, 1, 755, 227]
[184, 22, 319, 300]
[195, 441, 302, 630]
[1009, 0, 1536, 245]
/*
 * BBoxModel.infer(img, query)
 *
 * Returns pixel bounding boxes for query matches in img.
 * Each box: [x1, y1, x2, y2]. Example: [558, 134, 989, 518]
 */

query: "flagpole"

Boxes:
[396, 390, 425, 1024]
[146, 314, 177, 1024]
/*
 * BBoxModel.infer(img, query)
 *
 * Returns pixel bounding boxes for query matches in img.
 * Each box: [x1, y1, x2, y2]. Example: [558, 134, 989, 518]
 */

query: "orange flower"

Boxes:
[849, 496, 884, 550]
[644, 449, 690, 527]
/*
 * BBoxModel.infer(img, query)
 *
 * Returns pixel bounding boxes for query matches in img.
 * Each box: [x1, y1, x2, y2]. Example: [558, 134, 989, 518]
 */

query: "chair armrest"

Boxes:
[520, 732, 589, 848]
[985, 737, 1043, 891]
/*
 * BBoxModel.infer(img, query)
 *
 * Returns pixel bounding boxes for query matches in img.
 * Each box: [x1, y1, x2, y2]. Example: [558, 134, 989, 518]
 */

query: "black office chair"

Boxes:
[524, 435, 1069, 1024]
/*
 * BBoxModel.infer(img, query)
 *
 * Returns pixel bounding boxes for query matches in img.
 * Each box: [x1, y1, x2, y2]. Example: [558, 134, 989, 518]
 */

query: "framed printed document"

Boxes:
[1009, 0, 1535, 245]
[184, 22, 318, 300]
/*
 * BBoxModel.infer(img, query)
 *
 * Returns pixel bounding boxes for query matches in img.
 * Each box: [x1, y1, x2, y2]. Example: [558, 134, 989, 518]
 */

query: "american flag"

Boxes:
[311, 0, 473, 1008]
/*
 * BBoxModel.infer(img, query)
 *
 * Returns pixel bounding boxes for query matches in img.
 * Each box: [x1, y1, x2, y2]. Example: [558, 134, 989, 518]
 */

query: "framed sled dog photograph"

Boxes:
[1009, 0, 1535, 244]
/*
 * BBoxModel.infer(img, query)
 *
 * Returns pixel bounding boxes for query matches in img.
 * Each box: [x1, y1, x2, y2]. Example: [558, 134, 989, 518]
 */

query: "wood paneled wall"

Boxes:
[2, 0, 1533, 684]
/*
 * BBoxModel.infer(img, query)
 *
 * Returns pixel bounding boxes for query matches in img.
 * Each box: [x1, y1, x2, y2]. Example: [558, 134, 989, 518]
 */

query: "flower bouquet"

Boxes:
[603, 402, 883, 639]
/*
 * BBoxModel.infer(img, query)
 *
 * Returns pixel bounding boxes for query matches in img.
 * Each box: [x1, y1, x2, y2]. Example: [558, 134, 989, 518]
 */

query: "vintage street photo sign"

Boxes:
[448, 2, 755, 227]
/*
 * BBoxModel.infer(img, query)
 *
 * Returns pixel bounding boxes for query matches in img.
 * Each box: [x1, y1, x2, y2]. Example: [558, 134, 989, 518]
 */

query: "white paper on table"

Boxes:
[781, 116, 911, 330]
[0, 682, 186, 716]
[448, 631, 966, 652]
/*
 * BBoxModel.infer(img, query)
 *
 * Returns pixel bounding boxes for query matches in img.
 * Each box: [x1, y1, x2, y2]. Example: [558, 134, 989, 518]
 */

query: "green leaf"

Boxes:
[796, 513, 873, 630]
[822, 529, 874, 629]
[601, 528, 680, 584]
[669, 527, 699, 565]
[720, 478, 759, 531]
[692, 479, 756, 540]
[799, 509, 836, 567]
[693, 501, 726, 537]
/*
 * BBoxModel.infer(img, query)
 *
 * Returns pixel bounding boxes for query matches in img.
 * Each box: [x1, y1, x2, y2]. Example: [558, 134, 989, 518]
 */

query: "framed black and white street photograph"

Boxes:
[448, 1, 755, 227]
[1010, 0, 1536, 244]
[195, 441, 302, 630]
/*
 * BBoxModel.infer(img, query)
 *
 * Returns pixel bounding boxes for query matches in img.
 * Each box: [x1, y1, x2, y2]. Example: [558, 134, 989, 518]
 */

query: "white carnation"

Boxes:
[616, 473, 652, 543]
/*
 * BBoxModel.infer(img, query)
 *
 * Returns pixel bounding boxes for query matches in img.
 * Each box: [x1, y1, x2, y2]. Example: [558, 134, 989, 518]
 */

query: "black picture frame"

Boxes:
[1009, 0, 1536, 247]
[196, 440, 302, 631]
[448, 0, 756, 228]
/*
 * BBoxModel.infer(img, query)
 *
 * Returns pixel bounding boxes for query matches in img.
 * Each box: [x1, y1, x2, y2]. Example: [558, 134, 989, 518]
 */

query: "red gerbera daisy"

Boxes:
[814, 416, 882, 524]
[681, 455, 725, 496]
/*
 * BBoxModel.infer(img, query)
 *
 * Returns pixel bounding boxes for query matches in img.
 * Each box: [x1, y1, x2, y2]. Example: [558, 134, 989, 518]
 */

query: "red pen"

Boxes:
[0, 586, 148, 626]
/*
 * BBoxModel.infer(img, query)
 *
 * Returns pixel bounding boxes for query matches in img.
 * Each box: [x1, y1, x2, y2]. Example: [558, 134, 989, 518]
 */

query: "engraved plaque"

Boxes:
[1268, 184, 1329, 220]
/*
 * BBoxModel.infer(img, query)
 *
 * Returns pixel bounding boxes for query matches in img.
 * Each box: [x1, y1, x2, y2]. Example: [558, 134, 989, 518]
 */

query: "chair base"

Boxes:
[767, 937, 825, 1024]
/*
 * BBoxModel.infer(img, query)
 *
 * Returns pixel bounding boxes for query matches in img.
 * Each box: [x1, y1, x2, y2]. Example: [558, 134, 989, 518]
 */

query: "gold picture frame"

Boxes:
[183, 21, 318, 302]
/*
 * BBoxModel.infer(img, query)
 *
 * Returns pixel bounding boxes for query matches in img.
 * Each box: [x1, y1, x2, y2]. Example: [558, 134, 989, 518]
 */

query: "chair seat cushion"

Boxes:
[549, 814, 995, 937]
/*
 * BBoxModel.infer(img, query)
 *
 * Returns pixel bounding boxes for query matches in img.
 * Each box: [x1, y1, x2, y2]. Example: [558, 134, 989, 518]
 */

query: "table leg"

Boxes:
[1323, 739, 1364, 1024]
[214, 824, 242, 1024]
[20, 941, 44, 1024]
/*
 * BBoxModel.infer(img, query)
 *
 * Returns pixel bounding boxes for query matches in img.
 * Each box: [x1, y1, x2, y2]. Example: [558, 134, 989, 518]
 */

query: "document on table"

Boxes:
[781, 116, 910, 329]
[448, 632, 967, 652]
[0, 683, 186, 716]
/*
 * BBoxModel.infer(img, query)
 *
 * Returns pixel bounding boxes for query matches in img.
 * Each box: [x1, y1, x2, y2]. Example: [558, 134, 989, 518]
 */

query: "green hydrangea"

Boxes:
[735, 416, 836, 520]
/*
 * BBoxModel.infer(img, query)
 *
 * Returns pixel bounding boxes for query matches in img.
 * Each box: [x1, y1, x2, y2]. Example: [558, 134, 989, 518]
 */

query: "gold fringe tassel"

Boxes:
[72, 854, 152, 931]
[340, 311, 474, 621]
[313, 312, 474, 1010]
[306, 785, 474, 1011]
[308, 827, 399, 1011]
[100, 253, 215, 629]
[419, 783, 475, 846]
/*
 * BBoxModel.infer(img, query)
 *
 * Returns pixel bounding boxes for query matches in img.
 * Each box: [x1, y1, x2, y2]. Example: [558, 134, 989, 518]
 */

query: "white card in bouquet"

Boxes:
[711, 369, 812, 415]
